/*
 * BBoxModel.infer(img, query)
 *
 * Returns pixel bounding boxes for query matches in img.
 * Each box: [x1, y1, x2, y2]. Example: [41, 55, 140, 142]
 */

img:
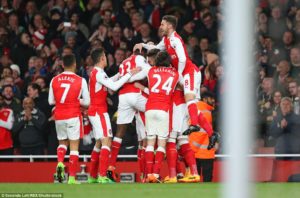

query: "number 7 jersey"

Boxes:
[48, 71, 90, 120]
[146, 66, 179, 112]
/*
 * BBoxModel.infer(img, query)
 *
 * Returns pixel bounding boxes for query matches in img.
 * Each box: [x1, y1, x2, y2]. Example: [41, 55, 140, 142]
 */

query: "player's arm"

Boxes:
[172, 37, 187, 75]
[134, 82, 149, 95]
[48, 79, 55, 105]
[97, 70, 132, 91]
[134, 39, 166, 51]
[129, 56, 151, 82]
[110, 73, 120, 81]
[0, 109, 14, 130]
[80, 78, 90, 107]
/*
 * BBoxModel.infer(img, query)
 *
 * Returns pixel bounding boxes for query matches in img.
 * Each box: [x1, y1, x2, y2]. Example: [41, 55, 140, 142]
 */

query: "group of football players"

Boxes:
[49, 15, 217, 184]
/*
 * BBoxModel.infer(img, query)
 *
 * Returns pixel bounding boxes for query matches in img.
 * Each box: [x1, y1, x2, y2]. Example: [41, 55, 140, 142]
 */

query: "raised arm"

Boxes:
[134, 38, 166, 52]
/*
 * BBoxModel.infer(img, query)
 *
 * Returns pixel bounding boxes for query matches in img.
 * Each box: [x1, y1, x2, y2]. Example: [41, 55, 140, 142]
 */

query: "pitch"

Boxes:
[0, 183, 300, 198]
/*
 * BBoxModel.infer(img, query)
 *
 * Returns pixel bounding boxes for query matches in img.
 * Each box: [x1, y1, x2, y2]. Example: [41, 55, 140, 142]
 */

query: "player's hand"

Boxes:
[147, 41, 154, 45]
[134, 82, 145, 91]
[133, 43, 143, 52]
[129, 67, 141, 75]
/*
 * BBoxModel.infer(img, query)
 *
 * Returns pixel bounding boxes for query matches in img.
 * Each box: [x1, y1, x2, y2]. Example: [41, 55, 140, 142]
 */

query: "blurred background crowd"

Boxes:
[0, 0, 299, 159]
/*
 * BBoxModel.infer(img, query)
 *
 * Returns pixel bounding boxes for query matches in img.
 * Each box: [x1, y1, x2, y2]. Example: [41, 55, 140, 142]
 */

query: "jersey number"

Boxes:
[119, 61, 131, 76]
[151, 74, 174, 95]
[60, 83, 70, 103]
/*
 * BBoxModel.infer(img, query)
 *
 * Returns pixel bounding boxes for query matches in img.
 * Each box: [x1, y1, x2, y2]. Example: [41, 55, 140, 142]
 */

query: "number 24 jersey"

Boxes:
[146, 67, 179, 112]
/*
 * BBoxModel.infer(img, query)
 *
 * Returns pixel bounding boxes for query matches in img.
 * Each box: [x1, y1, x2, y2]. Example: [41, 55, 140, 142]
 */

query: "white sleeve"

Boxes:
[142, 38, 165, 51]
[48, 79, 55, 105]
[178, 75, 184, 86]
[129, 56, 151, 82]
[110, 73, 120, 81]
[97, 70, 131, 91]
[80, 78, 90, 107]
[171, 37, 186, 75]
[0, 110, 14, 130]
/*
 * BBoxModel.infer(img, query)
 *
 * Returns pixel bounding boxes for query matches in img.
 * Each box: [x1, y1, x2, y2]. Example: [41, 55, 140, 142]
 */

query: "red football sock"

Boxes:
[145, 146, 154, 175]
[166, 142, 177, 178]
[176, 159, 184, 176]
[187, 101, 199, 126]
[69, 151, 79, 177]
[137, 147, 145, 176]
[57, 145, 67, 163]
[99, 146, 111, 177]
[90, 147, 100, 178]
[178, 147, 188, 167]
[153, 147, 165, 175]
[198, 112, 213, 136]
[108, 137, 122, 168]
[180, 143, 198, 175]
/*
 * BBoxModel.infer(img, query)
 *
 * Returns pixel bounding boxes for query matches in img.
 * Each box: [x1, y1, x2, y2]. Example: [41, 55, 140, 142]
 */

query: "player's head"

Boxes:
[147, 48, 160, 66]
[62, 54, 76, 71]
[160, 15, 177, 36]
[155, 51, 171, 67]
[91, 48, 107, 68]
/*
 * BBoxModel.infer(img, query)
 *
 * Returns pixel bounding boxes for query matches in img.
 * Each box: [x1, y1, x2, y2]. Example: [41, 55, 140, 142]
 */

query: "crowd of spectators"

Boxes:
[0, 0, 299, 158]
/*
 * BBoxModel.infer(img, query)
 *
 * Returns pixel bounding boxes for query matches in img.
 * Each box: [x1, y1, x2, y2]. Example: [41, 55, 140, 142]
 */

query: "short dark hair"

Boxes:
[28, 83, 41, 94]
[147, 48, 160, 58]
[162, 15, 177, 29]
[91, 48, 105, 65]
[62, 54, 76, 68]
[155, 51, 171, 67]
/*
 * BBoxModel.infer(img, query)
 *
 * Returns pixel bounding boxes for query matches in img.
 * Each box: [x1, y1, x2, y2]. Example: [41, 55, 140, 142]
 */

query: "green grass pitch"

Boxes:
[0, 183, 300, 198]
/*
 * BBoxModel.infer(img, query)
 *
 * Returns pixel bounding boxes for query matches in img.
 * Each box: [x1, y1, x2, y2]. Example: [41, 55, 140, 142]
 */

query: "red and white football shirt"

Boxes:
[146, 66, 179, 112]
[119, 54, 151, 95]
[49, 71, 90, 120]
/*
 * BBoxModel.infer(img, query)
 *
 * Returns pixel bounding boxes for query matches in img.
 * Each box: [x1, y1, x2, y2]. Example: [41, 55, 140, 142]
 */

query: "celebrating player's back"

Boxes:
[49, 54, 90, 184]
[146, 61, 178, 112]
[144, 51, 178, 183]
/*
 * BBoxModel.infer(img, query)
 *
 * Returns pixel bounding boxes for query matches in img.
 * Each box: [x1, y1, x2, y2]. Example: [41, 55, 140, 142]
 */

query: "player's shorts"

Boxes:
[117, 93, 147, 124]
[169, 103, 189, 140]
[88, 112, 112, 140]
[135, 112, 146, 142]
[145, 110, 169, 139]
[55, 117, 82, 140]
[183, 69, 201, 99]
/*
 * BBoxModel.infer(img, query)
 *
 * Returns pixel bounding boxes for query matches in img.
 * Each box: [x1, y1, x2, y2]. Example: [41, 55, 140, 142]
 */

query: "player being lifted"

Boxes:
[48, 54, 90, 184]
[107, 50, 151, 181]
[133, 15, 213, 136]
[144, 51, 179, 182]
[87, 48, 140, 184]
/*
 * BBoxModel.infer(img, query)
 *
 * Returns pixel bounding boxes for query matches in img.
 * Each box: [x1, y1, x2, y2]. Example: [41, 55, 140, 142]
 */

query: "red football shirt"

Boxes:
[146, 66, 179, 112]
[49, 71, 90, 120]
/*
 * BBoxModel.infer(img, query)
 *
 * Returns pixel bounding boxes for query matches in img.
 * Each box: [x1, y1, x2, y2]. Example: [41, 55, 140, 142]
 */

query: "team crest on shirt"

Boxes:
[108, 129, 112, 136]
